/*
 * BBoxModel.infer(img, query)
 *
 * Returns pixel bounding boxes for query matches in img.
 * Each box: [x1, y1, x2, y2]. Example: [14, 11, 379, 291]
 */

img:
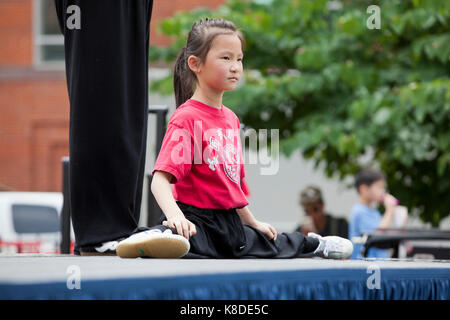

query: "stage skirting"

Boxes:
[0, 256, 449, 300]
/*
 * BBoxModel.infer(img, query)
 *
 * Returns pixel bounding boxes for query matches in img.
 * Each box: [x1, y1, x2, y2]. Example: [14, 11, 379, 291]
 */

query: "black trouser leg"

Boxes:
[238, 226, 320, 259]
[135, 202, 320, 259]
[55, 0, 154, 250]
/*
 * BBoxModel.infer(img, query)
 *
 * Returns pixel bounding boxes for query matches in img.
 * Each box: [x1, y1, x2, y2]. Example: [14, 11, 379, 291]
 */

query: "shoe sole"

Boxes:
[326, 240, 353, 259]
[80, 251, 116, 256]
[326, 251, 351, 259]
[116, 234, 190, 259]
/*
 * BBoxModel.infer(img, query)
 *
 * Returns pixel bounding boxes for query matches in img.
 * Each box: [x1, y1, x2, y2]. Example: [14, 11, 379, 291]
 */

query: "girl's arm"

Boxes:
[236, 206, 277, 240]
[235, 206, 257, 226]
[150, 170, 196, 239]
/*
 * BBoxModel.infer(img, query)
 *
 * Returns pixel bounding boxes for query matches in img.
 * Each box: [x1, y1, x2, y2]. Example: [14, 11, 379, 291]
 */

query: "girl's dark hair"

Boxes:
[173, 17, 246, 108]
[354, 168, 385, 193]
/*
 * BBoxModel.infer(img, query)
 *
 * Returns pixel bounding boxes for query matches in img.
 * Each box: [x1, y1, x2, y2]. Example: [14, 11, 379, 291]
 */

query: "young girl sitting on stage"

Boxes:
[116, 18, 353, 260]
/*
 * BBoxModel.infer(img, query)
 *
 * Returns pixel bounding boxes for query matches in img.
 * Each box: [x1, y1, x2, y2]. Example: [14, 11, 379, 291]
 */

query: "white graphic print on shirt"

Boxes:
[205, 128, 240, 184]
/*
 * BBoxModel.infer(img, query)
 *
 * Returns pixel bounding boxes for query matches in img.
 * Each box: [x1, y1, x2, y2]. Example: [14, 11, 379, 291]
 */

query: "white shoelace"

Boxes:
[310, 232, 342, 258]
[322, 239, 343, 257]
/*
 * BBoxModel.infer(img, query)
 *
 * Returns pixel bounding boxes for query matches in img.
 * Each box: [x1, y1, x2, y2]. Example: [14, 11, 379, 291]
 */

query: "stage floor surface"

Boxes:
[1, 254, 449, 299]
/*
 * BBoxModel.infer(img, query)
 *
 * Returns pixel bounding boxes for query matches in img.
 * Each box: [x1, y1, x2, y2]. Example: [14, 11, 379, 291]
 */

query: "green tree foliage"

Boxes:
[149, 0, 450, 226]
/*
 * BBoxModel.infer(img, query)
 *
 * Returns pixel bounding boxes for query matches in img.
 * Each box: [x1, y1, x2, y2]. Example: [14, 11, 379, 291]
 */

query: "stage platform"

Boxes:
[0, 255, 449, 300]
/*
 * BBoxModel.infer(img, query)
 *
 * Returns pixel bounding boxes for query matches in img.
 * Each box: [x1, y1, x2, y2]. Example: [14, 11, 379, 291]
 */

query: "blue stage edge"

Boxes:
[1, 262, 449, 300]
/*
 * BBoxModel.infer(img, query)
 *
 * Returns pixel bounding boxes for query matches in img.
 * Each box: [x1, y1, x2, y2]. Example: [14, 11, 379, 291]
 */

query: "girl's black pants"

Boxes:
[145, 201, 320, 259]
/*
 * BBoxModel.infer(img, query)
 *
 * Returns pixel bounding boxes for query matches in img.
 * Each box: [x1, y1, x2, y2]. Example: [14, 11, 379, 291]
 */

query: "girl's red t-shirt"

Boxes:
[152, 98, 250, 210]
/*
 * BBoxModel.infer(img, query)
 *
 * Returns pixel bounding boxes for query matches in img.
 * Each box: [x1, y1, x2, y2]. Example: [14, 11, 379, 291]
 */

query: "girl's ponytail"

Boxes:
[173, 46, 195, 108]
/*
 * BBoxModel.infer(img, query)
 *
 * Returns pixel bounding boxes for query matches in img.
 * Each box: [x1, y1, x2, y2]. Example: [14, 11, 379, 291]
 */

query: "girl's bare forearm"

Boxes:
[236, 206, 257, 227]
[151, 171, 185, 220]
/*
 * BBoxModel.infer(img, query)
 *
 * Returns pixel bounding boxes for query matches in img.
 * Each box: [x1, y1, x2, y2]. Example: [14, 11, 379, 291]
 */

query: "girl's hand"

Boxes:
[162, 213, 197, 240]
[253, 220, 277, 241]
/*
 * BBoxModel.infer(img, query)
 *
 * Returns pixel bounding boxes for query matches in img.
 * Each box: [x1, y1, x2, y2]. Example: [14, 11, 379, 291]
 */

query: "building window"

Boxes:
[34, 0, 64, 68]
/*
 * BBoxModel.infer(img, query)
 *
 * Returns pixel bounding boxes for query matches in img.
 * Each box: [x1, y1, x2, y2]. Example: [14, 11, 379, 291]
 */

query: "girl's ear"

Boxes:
[187, 55, 202, 74]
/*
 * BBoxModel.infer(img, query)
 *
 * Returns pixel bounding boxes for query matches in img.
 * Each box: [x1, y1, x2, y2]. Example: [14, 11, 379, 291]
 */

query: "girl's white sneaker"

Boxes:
[116, 229, 190, 259]
[308, 232, 353, 259]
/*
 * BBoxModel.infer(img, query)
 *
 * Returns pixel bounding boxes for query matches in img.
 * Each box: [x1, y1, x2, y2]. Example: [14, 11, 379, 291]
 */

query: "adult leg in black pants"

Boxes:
[55, 0, 154, 255]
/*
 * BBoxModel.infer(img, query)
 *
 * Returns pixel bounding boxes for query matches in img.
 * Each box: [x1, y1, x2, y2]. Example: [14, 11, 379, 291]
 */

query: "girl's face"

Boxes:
[192, 33, 244, 93]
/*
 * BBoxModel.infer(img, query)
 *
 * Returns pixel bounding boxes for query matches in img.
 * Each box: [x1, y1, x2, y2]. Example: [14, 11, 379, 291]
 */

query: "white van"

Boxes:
[0, 192, 73, 254]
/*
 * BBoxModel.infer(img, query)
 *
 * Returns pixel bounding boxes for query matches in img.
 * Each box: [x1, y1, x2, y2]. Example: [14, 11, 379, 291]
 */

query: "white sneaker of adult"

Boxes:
[95, 240, 119, 253]
[80, 240, 120, 256]
[116, 229, 190, 259]
[308, 232, 353, 259]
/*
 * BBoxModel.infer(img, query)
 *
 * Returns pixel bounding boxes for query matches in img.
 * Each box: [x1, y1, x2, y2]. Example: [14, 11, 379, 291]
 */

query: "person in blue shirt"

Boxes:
[349, 168, 399, 259]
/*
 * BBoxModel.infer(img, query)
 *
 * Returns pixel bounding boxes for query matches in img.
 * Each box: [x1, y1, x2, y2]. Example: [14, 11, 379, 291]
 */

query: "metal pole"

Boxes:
[152, 106, 168, 156]
[147, 105, 168, 227]
[60, 156, 71, 254]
